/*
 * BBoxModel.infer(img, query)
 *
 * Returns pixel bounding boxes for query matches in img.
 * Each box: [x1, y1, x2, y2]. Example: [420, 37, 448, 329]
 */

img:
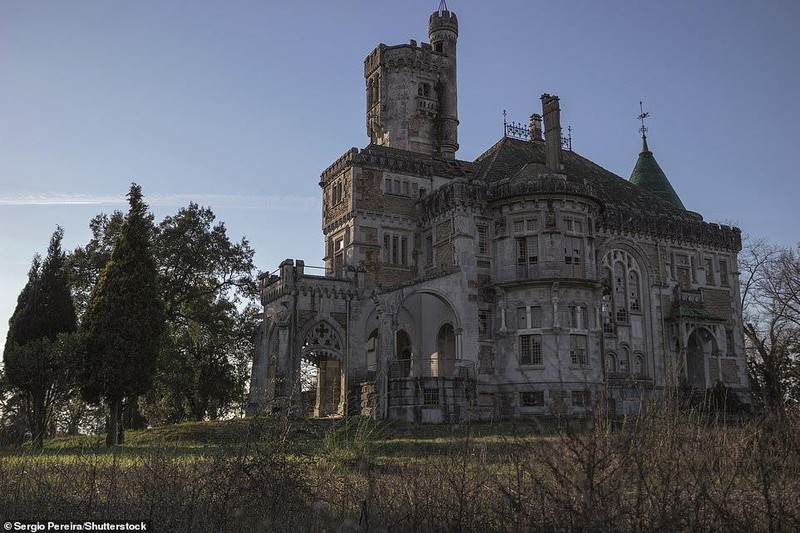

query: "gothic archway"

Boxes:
[300, 321, 344, 417]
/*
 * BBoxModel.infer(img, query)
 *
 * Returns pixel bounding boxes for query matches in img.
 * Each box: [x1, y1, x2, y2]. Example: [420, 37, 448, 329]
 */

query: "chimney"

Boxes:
[541, 94, 564, 171]
[529, 113, 543, 142]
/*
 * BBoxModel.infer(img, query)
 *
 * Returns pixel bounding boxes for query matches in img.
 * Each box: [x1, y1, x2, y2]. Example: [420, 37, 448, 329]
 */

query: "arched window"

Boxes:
[367, 329, 378, 369]
[436, 323, 456, 377]
[603, 250, 644, 326]
[606, 353, 617, 374]
[633, 353, 645, 376]
[396, 330, 412, 377]
[620, 346, 630, 374]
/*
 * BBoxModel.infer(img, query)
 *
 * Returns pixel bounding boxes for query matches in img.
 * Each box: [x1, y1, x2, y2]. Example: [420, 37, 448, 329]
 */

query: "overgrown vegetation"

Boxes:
[1, 409, 798, 532]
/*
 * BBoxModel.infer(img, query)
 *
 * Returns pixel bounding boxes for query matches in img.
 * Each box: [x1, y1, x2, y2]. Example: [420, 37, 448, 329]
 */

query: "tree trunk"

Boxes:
[106, 397, 120, 447]
[31, 392, 45, 451]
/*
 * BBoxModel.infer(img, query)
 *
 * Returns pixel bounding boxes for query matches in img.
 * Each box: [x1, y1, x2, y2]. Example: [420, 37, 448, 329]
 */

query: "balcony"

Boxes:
[494, 261, 598, 284]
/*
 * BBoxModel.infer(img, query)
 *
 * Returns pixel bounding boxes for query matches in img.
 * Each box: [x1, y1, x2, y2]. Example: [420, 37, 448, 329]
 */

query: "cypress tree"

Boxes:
[81, 184, 165, 446]
[3, 228, 78, 449]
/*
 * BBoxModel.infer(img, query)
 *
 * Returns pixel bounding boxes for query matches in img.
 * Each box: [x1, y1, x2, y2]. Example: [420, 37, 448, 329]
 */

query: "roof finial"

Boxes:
[638, 100, 650, 153]
[438, 0, 449, 14]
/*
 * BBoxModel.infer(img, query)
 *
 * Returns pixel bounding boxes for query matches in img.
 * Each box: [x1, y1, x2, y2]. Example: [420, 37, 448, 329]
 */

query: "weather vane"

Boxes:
[638, 101, 650, 137]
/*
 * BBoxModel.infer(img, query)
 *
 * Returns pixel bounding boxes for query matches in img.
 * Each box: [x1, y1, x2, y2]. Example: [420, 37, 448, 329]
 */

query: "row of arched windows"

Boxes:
[605, 347, 647, 376]
[603, 250, 642, 327]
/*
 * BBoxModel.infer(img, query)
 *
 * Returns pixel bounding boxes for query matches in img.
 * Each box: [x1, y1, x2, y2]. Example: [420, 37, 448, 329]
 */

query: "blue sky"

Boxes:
[2, 0, 798, 344]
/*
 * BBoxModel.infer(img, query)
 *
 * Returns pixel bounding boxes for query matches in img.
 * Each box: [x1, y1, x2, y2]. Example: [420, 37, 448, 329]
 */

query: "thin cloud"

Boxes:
[0, 192, 319, 211]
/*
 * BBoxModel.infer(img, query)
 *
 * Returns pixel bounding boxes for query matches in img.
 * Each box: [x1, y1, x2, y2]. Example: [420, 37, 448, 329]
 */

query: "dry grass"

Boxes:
[1, 411, 798, 532]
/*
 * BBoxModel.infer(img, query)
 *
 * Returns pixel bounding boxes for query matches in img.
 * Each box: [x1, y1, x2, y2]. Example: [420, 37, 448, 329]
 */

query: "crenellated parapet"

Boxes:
[260, 259, 359, 306]
[599, 208, 742, 251]
[419, 178, 487, 224]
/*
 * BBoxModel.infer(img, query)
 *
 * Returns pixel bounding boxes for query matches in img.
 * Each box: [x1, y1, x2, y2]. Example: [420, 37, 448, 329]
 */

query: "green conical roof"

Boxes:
[630, 136, 685, 210]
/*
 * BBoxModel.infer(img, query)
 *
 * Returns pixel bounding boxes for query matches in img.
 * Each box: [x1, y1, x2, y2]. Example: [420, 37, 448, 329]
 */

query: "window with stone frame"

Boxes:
[423, 388, 439, 406]
[676, 254, 691, 290]
[572, 390, 591, 407]
[520, 390, 545, 407]
[425, 234, 434, 266]
[726, 329, 736, 357]
[704, 257, 715, 285]
[603, 250, 643, 325]
[476, 224, 489, 255]
[519, 334, 542, 365]
[569, 305, 589, 330]
[513, 219, 525, 233]
[526, 217, 539, 231]
[719, 259, 729, 287]
[382, 231, 409, 266]
[478, 310, 491, 340]
[494, 216, 507, 236]
[516, 236, 539, 266]
[331, 180, 344, 205]
[570, 335, 588, 365]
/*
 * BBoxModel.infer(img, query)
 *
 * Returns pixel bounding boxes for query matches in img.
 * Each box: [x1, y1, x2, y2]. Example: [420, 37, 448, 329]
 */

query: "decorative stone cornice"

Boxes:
[598, 207, 742, 251]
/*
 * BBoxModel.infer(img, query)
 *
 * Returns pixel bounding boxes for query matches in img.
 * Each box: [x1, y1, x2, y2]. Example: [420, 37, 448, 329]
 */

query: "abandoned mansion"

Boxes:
[247, 5, 748, 422]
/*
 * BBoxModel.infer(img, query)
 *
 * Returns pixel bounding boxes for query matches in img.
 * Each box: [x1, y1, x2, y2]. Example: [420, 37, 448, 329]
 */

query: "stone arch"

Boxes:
[435, 323, 456, 377]
[399, 289, 462, 377]
[633, 352, 646, 376]
[298, 320, 345, 418]
[686, 327, 717, 389]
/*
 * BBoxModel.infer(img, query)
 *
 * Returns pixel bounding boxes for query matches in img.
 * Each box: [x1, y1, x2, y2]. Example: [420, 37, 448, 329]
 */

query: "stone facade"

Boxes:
[247, 7, 749, 422]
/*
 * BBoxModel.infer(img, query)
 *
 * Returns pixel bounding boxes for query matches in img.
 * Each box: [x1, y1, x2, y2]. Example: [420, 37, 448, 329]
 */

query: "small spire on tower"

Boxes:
[638, 100, 650, 153]
[438, 0, 449, 14]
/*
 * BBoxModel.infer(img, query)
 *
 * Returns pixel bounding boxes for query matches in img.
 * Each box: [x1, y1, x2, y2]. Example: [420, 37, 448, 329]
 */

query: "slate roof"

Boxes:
[630, 137, 686, 210]
[473, 136, 691, 219]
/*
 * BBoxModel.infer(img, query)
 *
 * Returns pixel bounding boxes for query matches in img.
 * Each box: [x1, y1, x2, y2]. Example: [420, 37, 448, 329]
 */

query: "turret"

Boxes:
[363, 4, 459, 159]
[429, 5, 459, 159]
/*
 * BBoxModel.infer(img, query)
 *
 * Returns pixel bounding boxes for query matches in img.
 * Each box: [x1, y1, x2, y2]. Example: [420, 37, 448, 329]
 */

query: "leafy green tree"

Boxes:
[69, 202, 258, 427]
[81, 184, 165, 446]
[3, 228, 78, 449]
[143, 204, 258, 423]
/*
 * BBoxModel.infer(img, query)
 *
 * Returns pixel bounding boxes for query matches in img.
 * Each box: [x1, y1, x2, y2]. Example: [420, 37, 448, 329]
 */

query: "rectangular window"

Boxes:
[517, 306, 528, 329]
[383, 231, 409, 266]
[423, 388, 439, 406]
[526, 217, 538, 231]
[705, 257, 715, 285]
[570, 335, 587, 365]
[528, 235, 539, 264]
[726, 329, 735, 357]
[520, 391, 544, 407]
[494, 217, 506, 235]
[393, 179, 400, 194]
[425, 235, 433, 266]
[516, 237, 528, 265]
[476, 225, 488, 255]
[572, 390, 590, 407]
[530, 306, 542, 328]
[514, 219, 525, 233]
[403, 181, 410, 196]
[412, 183, 419, 196]
[385, 177, 392, 193]
[720, 260, 729, 286]
[479, 310, 490, 339]
[519, 334, 542, 365]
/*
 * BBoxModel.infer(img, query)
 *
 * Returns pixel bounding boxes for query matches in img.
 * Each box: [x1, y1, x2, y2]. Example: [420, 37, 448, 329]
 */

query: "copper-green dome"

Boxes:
[630, 137, 685, 210]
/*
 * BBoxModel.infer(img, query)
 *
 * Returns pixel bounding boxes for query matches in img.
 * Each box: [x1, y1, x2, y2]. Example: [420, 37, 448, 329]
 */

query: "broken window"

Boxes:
[519, 334, 542, 365]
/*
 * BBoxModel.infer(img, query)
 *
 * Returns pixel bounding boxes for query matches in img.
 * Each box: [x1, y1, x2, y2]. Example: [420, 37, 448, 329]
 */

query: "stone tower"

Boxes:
[364, 6, 459, 159]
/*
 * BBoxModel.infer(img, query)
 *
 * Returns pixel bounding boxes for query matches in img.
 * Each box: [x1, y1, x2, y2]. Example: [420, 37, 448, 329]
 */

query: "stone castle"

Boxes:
[247, 5, 748, 422]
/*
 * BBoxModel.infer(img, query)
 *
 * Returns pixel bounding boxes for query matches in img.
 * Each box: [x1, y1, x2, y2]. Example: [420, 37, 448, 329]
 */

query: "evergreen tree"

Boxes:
[81, 184, 165, 446]
[3, 228, 78, 449]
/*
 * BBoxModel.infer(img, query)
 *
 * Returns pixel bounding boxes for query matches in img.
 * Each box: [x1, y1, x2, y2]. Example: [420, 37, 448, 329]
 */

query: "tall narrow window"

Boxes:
[705, 257, 715, 285]
[719, 260, 729, 287]
[614, 262, 627, 322]
[570, 335, 587, 365]
[425, 235, 433, 266]
[528, 235, 539, 264]
[628, 270, 640, 311]
[530, 306, 542, 328]
[517, 307, 528, 329]
[476, 225, 488, 255]
[516, 238, 528, 265]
